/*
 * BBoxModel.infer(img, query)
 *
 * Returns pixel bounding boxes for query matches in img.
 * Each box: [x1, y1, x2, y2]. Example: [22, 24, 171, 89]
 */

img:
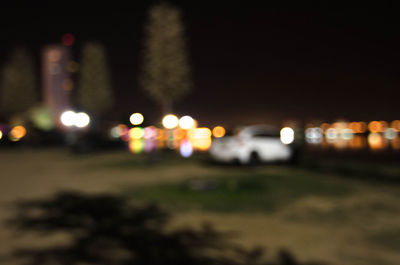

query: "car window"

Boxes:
[252, 131, 280, 138]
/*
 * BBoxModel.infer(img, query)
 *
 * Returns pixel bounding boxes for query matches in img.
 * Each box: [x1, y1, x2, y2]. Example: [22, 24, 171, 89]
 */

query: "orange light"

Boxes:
[349, 135, 366, 149]
[173, 128, 185, 140]
[10, 125, 27, 140]
[368, 121, 381, 133]
[188, 128, 212, 139]
[390, 120, 400, 131]
[349, 122, 367, 134]
[320, 123, 331, 133]
[358, 122, 367, 133]
[212, 126, 226, 138]
[368, 133, 387, 150]
[391, 136, 400, 150]
[191, 138, 212, 151]
[380, 121, 388, 132]
[156, 129, 168, 141]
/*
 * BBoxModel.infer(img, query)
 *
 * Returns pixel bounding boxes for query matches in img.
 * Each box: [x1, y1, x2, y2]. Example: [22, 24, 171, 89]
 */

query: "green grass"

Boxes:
[87, 151, 204, 170]
[123, 171, 353, 212]
[300, 157, 400, 182]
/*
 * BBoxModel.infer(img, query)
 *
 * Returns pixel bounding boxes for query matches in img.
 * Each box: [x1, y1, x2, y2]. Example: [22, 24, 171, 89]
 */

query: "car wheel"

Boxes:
[248, 151, 260, 166]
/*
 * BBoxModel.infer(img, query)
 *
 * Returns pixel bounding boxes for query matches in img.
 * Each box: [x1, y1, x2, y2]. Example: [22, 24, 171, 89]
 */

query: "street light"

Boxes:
[130, 113, 144, 125]
[179, 115, 195, 130]
[162, 114, 179, 129]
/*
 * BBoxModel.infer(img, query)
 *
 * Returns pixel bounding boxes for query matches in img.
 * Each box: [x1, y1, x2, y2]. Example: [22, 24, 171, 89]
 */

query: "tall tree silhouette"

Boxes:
[1, 47, 37, 116]
[78, 42, 113, 115]
[140, 2, 192, 115]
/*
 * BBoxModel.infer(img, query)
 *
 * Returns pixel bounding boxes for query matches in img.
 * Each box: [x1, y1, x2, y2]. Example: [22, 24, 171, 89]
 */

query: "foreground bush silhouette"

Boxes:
[8, 192, 326, 265]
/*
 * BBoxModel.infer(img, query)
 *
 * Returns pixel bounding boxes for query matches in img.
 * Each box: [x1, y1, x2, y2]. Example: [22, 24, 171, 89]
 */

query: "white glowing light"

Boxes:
[180, 140, 193, 158]
[162, 114, 179, 129]
[384, 128, 397, 140]
[341, 128, 354, 140]
[60, 111, 76, 127]
[0, 130, 2, 140]
[326, 128, 338, 139]
[306, 127, 323, 139]
[130, 113, 144, 125]
[75, 112, 90, 128]
[280, 127, 294, 144]
[179, 115, 195, 130]
[110, 127, 120, 138]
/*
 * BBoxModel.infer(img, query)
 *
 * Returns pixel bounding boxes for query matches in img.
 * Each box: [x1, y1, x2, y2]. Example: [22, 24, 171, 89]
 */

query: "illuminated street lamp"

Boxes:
[60, 110, 76, 127]
[280, 127, 294, 144]
[162, 114, 179, 129]
[130, 113, 144, 126]
[60, 110, 90, 128]
[179, 115, 195, 130]
[75, 112, 90, 128]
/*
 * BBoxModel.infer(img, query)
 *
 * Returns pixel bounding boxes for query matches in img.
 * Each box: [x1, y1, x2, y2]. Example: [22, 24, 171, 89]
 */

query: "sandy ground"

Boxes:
[0, 148, 399, 265]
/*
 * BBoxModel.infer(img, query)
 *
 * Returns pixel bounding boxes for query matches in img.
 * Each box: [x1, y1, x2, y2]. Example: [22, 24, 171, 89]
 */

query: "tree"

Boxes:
[0, 47, 37, 116]
[140, 2, 192, 114]
[78, 42, 113, 115]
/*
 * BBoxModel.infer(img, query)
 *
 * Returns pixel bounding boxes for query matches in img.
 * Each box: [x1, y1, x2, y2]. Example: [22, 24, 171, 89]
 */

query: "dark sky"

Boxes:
[1, 1, 400, 126]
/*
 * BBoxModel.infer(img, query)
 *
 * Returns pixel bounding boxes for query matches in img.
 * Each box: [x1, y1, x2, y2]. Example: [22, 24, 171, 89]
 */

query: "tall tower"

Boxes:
[42, 45, 72, 129]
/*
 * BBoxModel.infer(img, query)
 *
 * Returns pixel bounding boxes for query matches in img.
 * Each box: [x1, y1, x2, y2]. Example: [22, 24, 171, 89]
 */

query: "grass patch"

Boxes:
[123, 171, 353, 213]
[300, 157, 400, 183]
[91, 151, 203, 170]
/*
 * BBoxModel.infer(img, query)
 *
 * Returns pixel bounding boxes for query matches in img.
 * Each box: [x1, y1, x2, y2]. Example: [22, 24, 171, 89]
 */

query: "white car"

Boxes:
[209, 125, 295, 165]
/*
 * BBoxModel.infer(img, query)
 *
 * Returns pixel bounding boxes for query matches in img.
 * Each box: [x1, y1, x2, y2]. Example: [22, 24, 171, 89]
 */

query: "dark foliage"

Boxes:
[7, 192, 327, 265]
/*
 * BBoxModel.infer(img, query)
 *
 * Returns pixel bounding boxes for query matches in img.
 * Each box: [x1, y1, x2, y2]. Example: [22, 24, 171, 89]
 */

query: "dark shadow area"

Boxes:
[6, 191, 327, 265]
[297, 156, 400, 184]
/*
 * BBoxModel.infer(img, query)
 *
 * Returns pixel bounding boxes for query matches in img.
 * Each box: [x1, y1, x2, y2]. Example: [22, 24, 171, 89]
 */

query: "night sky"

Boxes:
[1, 1, 400, 126]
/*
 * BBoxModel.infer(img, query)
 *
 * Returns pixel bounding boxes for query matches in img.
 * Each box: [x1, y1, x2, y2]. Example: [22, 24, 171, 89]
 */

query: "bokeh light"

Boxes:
[340, 128, 354, 140]
[180, 140, 193, 157]
[10, 126, 27, 141]
[349, 135, 367, 149]
[110, 124, 127, 139]
[212, 126, 226, 138]
[305, 127, 323, 144]
[129, 127, 144, 140]
[179, 115, 195, 130]
[384, 128, 397, 140]
[62, 33, 75, 46]
[326, 128, 338, 139]
[129, 140, 144, 154]
[75, 112, 90, 128]
[144, 126, 158, 139]
[391, 136, 400, 150]
[191, 138, 212, 151]
[130, 113, 144, 126]
[162, 114, 179, 129]
[391, 120, 400, 131]
[30, 106, 54, 131]
[280, 127, 294, 144]
[368, 121, 382, 133]
[173, 128, 185, 140]
[60, 110, 76, 127]
[188, 128, 212, 139]
[368, 133, 386, 150]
